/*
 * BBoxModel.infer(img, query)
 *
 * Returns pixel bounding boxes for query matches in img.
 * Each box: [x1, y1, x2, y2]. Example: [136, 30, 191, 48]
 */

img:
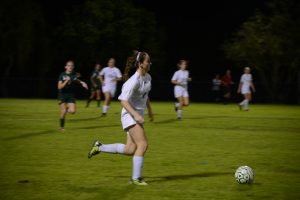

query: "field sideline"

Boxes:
[0, 99, 299, 200]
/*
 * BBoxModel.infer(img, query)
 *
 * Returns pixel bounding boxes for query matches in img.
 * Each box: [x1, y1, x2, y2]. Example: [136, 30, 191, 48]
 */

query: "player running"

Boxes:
[58, 60, 88, 130]
[99, 58, 122, 116]
[88, 51, 154, 186]
[171, 60, 192, 120]
[237, 67, 256, 111]
[86, 63, 102, 107]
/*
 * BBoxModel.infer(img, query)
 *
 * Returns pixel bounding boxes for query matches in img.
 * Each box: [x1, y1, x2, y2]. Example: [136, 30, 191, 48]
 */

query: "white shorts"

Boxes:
[241, 87, 251, 95]
[174, 86, 189, 98]
[121, 109, 144, 131]
[102, 85, 117, 98]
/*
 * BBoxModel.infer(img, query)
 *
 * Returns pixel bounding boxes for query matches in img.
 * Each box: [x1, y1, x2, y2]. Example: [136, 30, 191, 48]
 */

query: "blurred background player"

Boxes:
[171, 60, 192, 120]
[86, 63, 102, 107]
[57, 60, 88, 130]
[211, 74, 222, 103]
[237, 67, 256, 111]
[88, 51, 154, 186]
[99, 58, 122, 116]
[221, 69, 234, 104]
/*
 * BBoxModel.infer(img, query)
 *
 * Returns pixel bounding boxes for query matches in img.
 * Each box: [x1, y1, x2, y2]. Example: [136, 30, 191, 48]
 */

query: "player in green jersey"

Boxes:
[58, 60, 88, 130]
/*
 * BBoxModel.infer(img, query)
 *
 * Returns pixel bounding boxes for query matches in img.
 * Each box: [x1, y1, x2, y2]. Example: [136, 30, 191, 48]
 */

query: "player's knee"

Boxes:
[137, 141, 148, 153]
[68, 109, 76, 114]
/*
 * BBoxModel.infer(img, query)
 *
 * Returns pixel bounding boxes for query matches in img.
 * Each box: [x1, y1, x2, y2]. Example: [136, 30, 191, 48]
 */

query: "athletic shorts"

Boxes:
[174, 86, 189, 98]
[241, 87, 251, 95]
[121, 110, 144, 131]
[102, 85, 117, 98]
[90, 84, 101, 92]
[58, 93, 76, 104]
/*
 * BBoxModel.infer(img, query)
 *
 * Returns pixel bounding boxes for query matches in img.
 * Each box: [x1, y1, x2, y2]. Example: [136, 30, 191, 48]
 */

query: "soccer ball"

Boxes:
[235, 166, 254, 184]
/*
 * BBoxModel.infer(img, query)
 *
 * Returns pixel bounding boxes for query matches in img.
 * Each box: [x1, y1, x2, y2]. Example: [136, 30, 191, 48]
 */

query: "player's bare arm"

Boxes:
[146, 98, 154, 122]
[121, 100, 144, 124]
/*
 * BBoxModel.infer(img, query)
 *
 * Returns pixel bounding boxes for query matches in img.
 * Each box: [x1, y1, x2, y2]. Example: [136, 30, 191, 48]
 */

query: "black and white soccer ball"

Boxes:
[235, 166, 254, 184]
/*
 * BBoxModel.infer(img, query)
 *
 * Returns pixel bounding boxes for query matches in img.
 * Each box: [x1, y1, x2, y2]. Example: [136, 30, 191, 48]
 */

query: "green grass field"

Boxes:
[0, 99, 299, 200]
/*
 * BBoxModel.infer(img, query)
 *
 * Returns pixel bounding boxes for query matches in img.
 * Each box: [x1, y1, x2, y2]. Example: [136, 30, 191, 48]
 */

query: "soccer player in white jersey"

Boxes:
[99, 58, 122, 116]
[171, 60, 192, 119]
[88, 52, 154, 186]
[237, 67, 256, 111]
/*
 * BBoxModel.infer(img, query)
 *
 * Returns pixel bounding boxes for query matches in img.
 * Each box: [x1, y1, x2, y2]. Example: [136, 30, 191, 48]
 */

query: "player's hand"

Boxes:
[134, 114, 144, 124]
[81, 82, 88, 90]
[237, 89, 241, 94]
[188, 77, 192, 81]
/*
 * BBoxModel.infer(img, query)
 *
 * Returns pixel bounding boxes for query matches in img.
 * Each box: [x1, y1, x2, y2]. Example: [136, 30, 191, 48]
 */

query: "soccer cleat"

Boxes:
[88, 141, 102, 158]
[101, 113, 107, 117]
[130, 178, 148, 186]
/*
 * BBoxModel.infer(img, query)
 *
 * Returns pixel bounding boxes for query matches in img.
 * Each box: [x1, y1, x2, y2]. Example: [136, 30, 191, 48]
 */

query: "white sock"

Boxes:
[132, 156, 144, 179]
[99, 143, 125, 154]
[240, 100, 246, 106]
[244, 99, 249, 110]
[177, 110, 183, 118]
[103, 105, 109, 113]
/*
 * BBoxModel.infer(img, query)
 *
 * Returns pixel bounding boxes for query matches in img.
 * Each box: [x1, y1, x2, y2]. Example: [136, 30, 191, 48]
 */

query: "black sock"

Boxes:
[60, 118, 65, 128]
[86, 99, 92, 107]
[97, 100, 101, 107]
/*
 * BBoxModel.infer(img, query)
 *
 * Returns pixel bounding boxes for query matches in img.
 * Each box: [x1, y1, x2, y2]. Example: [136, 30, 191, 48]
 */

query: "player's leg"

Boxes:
[244, 93, 251, 111]
[86, 91, 95, 107]
[88, 132, 136, 158]
[128, 124, 148, 185]
[102, 92, 111, 116]
[67, 103, 76, 114]
[96, 89, 101, 107]
[182, 90, 189, 107]
[177, 96, 184, 119]
[59, 103, 68, 130]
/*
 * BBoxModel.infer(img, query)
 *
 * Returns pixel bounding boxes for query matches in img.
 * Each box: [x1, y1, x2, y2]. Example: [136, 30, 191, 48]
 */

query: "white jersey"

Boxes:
[240, 74, 252, 94]
[118, 71, 152, 114]
[100, 67, 122, 87]
[171, 70, 189, 89]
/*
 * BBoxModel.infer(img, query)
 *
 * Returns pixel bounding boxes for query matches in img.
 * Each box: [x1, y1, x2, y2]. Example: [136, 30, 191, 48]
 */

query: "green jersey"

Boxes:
[58, 72, 79, 95]
[91, 70, 101, 86]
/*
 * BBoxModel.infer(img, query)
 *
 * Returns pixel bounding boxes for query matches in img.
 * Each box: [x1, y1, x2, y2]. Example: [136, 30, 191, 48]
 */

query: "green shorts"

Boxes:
[58, 94, 76, 104]
[90, 84, 101, 92]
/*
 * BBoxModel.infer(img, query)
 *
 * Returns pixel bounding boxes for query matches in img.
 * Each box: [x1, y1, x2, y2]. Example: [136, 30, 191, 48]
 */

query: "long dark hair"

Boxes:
[123, 51, 149, 80]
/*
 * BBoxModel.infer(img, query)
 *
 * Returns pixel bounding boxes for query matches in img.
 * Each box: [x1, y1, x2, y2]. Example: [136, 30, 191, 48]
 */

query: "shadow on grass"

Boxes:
[153, 118, 178, 124]
[3, 130, 55, 141]
[78, 124, 120, 130]
[105, 172, 232, 183]
[145, 172, 232, 182]
[68, 116, 100, 122]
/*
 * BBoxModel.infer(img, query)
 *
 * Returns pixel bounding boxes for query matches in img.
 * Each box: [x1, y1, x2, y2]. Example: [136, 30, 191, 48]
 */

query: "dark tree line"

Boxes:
[0, 0, 166, 97]
[223, 0, 300, 103]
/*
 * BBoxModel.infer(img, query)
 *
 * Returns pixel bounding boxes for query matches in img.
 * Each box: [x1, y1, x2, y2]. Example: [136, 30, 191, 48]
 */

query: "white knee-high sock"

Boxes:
[244, 99, 249, 110]
[99, 143, 125, 154]
[177, 110, 183, 118]
[103, 105, 109, 113]
[132, 156, 144, 179]
[240, 99, 246, 106]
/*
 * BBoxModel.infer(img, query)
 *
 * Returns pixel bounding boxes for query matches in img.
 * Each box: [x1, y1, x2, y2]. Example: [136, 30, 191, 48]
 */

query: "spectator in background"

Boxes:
[211, 74, 222, 103]
[221, 69, 234, 104]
